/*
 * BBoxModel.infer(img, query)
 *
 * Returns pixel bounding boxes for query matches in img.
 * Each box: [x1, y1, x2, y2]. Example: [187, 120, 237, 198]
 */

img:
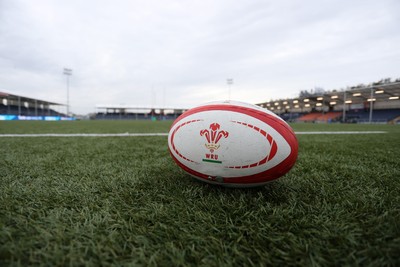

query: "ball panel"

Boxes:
[170, 111, 286, 176]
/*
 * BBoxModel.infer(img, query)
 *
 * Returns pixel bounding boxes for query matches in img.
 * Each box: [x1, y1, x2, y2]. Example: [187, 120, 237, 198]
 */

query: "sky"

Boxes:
[0, 0, 399, 115]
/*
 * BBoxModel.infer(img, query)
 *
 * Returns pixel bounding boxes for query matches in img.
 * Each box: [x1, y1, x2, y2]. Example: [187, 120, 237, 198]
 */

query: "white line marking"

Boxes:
[295, 131, 387, 135]
[0, 131, 387, 137]
[0, 133, 169, 137]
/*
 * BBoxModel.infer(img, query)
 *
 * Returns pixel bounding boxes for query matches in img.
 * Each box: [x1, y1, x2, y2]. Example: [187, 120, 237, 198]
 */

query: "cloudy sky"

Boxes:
[1, 0, 399, 114]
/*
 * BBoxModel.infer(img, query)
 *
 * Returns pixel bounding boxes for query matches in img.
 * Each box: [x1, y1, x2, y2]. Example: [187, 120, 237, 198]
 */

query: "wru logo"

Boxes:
[200, 123, 229, 153]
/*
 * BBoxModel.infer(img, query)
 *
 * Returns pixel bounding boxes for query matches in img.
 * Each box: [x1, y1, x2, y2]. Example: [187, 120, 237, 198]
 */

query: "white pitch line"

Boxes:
[295, 131, 387, 135]
[0, 131, 387, 137]
[0, 133, 169, 137]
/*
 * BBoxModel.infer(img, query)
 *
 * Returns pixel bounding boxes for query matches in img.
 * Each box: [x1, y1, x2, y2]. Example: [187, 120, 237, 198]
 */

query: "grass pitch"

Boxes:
[0, 121, 399, 266]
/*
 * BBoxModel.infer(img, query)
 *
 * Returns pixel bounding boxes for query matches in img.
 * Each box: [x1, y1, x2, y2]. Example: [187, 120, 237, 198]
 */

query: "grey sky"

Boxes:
[1, 0, 399, 114]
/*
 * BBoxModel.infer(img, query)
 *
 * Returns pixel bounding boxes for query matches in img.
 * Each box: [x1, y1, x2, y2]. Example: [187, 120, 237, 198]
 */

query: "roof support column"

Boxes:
[7, 96, 10, 114]
[369, 87, 374, 124]
[342, 91, 346, 123]
[18, 96, 21, 115]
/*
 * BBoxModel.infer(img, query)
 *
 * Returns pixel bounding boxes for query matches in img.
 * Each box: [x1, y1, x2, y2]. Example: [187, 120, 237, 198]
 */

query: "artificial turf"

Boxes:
[0, 121, 399, 266]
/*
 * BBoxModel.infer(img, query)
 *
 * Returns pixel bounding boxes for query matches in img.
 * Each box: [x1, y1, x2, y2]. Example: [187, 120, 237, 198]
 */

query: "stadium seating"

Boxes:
[94, 112, 179, 120]
[0, 104, 6, 114]
[0, 103, 64, 116]
[345, 109, 400, 123]
[297, 113, 321, 122]
[294, 109, 400, 123]
[297, 112, 341, 123]
[92, 108, 400, 123]
[317, 112, 342, 122]
[279, 112, 302, 122]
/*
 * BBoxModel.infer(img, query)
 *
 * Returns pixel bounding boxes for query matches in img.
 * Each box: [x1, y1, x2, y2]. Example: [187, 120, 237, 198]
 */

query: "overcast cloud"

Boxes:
[0, 0, 399, 114]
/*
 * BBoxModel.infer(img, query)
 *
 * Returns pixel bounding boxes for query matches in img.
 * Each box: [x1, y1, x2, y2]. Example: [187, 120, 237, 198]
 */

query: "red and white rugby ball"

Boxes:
[168, 100, 298, 187]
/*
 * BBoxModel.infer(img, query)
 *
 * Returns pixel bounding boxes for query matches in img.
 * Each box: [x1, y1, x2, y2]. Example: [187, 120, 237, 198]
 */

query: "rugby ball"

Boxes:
[168, 100, 298, 187]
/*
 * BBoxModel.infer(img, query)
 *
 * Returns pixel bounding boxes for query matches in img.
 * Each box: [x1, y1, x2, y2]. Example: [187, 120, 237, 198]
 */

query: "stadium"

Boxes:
[1, 78, 399, 266]
[258, 78, 400, 124]
[0, 92, 74, 121]
[2, 78, 400, 124]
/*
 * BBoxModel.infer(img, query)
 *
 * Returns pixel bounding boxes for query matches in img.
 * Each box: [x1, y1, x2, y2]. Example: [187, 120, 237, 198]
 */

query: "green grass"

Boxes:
[0, 121, 399, 266]
[0, 120, 172, 134]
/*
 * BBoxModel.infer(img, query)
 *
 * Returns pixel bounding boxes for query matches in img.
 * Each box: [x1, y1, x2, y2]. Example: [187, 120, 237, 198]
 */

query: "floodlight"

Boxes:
[63, 67, 72, 116]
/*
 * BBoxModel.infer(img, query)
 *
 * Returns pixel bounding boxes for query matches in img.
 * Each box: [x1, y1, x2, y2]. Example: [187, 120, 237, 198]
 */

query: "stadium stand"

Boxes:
[94, 106, 185, 121]
[257, 78, 400, 124]
[0, 92, 70, 120]
[91, 78, 400, 123]
[0, 103, 64, 116]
